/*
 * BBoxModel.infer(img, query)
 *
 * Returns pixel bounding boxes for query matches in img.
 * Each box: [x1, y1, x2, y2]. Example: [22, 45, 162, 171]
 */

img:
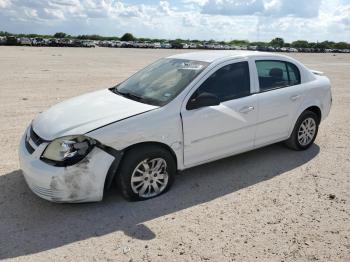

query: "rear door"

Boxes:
[253, 59, 305, 146]
[181, 59, 258, 167]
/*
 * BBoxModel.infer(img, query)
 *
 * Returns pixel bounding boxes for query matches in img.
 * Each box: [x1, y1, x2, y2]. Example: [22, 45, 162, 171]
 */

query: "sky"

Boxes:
[0, 0, 349, 42]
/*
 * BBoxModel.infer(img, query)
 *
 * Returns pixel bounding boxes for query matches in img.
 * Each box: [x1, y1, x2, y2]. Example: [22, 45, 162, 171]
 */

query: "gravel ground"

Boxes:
[0, 47, 349, 261]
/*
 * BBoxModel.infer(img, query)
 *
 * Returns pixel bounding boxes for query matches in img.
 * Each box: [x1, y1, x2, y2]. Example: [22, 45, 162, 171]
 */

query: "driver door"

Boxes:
[181, 60, 258, 167]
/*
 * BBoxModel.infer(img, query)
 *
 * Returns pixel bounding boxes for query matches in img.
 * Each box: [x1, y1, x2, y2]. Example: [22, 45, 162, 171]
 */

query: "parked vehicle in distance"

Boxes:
[6, 36, 17, 45]
[161, 42, 172, 49]
[19, 51, 332, 203]
[18, 38, 32, 46]
[1, 36, 349, 52]
[153, 42, 161, 48]
[0, 36, 6, 45]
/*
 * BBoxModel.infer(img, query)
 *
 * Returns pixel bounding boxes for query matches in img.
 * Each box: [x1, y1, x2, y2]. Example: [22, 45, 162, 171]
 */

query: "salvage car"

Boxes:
[19, 51, 332, 202]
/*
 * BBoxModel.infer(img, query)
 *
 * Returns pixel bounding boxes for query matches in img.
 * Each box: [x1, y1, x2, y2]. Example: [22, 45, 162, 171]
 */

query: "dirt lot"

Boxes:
[0, 47, 349, 261]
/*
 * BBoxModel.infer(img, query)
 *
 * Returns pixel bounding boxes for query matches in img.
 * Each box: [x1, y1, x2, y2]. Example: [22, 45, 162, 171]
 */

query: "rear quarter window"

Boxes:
[287, 63, 301, 86]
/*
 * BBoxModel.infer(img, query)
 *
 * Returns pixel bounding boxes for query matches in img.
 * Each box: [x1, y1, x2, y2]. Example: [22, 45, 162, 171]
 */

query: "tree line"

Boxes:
[1, 31, 349, 50]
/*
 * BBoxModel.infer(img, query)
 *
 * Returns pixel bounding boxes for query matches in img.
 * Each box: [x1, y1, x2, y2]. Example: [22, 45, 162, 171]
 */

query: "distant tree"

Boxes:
[151, 38, 163, 43]
[120, 33, 135, 41]
[77, 34, 108, 40]
[54, 32, 68, 38]
[320, 41, 335, 49]
[308, 42, 317, 48]
[229, 40, 249, 46]
[315, 41, 330, 50]
[334, 42, 349, 49]
[0, 31, 11, 36]
[291, 40, 309, 48]
[270, 37, 284, 47]
[138, 37, 151, 42]
[170, 38, 185, 44]
[250, 41, 266, 47]
[77, 35, 88, 40]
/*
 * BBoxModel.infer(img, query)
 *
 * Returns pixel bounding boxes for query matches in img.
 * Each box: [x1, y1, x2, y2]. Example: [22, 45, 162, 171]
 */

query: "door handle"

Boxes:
[239, 106, 254, 114]
[290, 95, 301, 101]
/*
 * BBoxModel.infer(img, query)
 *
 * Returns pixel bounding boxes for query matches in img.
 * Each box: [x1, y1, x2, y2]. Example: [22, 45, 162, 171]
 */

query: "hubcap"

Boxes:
[131, 158, 169, 198]
[298, 117, 316, 146]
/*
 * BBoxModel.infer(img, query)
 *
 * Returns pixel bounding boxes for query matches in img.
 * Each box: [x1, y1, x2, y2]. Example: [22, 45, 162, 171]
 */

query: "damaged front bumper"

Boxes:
[18, 131, 116, 203]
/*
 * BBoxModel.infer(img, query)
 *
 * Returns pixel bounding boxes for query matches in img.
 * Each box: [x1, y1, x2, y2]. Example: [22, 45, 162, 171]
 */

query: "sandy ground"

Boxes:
[0, 47, 349, 261]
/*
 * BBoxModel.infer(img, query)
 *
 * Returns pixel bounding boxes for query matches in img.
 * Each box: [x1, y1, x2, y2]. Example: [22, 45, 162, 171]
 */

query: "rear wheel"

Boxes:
[285, 110, 319, 150]
[117, 145, 176, 201]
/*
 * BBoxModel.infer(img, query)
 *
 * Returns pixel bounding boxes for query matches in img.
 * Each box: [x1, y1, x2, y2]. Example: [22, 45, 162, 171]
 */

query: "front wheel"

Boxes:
[117, 145, 176, 201]
[285, 110, 319, 150]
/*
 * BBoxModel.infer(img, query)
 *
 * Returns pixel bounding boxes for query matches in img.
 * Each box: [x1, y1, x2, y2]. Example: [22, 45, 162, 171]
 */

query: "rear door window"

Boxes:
[255, 60, 301, 92]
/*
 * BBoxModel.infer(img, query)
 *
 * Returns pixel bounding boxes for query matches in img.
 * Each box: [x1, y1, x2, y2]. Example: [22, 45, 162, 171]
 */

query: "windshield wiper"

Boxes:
[113, 88, 143, 101]
[111, 87, 160, 106]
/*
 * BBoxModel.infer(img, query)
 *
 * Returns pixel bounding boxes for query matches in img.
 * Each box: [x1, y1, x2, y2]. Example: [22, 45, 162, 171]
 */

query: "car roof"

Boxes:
[167, 50, 281, 63]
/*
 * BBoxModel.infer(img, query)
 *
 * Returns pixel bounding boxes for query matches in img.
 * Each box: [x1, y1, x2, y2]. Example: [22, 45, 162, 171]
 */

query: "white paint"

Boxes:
[18, 51, 332, 202]
[33, 89, 157, 141]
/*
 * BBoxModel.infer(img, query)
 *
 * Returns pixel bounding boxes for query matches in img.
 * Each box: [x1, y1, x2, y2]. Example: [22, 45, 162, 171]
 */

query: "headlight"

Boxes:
[41, 135, 96, 166]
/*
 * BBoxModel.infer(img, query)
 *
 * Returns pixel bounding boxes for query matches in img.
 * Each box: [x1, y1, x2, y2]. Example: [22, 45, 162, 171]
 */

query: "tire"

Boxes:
[116, 145, 176, 201]
[285, 110, 319, 150]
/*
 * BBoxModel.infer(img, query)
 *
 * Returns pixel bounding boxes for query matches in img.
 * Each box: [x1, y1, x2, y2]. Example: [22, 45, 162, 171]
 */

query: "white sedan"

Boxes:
[19, 51, 332, 202]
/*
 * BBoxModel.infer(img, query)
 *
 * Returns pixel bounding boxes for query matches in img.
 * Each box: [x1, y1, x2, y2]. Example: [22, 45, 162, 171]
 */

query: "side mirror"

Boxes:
[187, 92, 220, 110]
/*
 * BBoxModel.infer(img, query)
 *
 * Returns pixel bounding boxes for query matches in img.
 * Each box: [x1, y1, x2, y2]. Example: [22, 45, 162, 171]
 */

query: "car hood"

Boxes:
[32, 89, 158, 141]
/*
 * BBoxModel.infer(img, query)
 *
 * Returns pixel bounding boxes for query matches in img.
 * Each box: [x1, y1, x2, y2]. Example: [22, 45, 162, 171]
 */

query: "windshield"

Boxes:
[113, 58, 209, 106]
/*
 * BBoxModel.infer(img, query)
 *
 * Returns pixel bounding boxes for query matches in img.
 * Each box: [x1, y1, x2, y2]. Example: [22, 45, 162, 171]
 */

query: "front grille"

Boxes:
[25, 125, 46, 154]
[29, 126, 45, 146]
[24, 138, 35, 154]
